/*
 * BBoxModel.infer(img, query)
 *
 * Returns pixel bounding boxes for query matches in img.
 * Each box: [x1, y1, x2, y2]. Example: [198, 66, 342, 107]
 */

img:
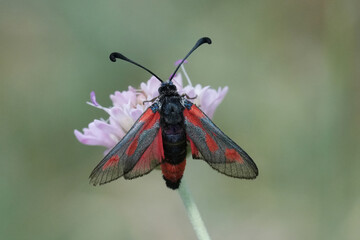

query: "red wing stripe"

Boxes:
[139, 108, 154, 122]
[126, 138, 138, 156]
[124, 128, 163, 178]
[125, 112, 160, 157]
[188, 137, 199, 157]
[136, 128, 164, 167]
[185, 107, 219, 153]
[225, 148, 244, 163]
[205, 134, 219, 152]
[142, 112, 160, 130]
[102, 155, 120, 170]
[183, 108, 204, 130]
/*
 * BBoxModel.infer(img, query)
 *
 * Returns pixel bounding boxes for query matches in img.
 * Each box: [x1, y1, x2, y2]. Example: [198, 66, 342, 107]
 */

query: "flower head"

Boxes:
[74, 62, 228, 153]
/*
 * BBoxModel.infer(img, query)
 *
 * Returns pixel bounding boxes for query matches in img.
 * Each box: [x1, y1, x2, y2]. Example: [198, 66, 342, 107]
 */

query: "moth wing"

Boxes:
[124, 128, 164, 179]
[89, 105, 162, 185]
[184, 102, 258, 179]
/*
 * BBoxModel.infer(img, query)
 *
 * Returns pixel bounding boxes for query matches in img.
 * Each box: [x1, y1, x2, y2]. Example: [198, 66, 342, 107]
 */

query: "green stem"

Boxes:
[178, 178, 211, 240]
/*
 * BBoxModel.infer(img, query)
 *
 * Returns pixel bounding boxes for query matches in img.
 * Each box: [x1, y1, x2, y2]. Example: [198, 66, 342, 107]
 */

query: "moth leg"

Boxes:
[181, 94, 198, 100]
[143, 96, 158, 104]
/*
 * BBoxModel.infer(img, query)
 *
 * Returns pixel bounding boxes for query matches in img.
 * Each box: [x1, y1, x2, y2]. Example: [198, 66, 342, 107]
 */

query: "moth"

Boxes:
[90, 37, 258, 189]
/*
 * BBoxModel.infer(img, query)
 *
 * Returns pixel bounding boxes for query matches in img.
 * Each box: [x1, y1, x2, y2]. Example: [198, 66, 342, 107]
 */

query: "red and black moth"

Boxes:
[89, 37, 258, 189]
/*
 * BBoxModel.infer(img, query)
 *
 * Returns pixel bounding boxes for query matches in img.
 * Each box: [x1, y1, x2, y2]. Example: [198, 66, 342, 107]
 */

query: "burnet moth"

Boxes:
[89, 37, 258, 189]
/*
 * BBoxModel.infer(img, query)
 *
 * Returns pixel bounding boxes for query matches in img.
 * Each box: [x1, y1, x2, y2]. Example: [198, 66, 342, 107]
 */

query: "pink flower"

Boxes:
[74, 63, 228, 153]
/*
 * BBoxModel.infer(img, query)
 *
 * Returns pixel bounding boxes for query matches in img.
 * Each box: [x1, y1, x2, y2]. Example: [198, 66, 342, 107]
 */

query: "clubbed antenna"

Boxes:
[109, 52, 164, 83]
[169, 37, 212, 82]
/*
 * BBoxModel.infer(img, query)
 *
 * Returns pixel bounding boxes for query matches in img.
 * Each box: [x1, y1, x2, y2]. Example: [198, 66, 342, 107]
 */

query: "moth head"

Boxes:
[158, 81, 177, 95]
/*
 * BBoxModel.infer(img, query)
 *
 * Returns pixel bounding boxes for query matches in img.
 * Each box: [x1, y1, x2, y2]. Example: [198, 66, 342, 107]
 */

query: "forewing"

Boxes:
[184, 102, 258, 179]
[124, 128, 164, 179]
[89, 105, 161, 185]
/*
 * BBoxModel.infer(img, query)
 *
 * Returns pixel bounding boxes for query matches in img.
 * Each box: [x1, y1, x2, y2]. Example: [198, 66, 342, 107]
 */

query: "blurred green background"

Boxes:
[1, 0, 359, 239]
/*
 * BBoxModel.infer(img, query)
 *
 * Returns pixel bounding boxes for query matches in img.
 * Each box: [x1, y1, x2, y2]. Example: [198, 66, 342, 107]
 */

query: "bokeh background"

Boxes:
[1, 1, 359, 239]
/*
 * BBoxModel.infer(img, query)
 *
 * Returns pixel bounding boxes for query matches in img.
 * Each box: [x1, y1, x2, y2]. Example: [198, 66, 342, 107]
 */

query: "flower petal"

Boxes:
[174, 59, 188, 66]
[172, 74, 183, 90]
[110, 87, 137, 107]
[74, 119, 120, 149]
[140, 77, 161, 100]
[200, 86, 228, 118]
[90, 91, 99, 106]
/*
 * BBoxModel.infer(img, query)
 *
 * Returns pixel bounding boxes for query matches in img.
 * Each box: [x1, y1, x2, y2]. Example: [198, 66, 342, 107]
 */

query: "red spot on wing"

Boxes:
[225, 148, 244, 163]
[126, 138, 138, 156]
[102, 155, 120, 170]
[205, 134, 218, 152]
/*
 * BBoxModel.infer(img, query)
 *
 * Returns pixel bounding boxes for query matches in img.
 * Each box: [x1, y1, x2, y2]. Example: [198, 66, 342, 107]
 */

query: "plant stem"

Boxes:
[181, 65, 192, 86]
[178, 178, 211, 240]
